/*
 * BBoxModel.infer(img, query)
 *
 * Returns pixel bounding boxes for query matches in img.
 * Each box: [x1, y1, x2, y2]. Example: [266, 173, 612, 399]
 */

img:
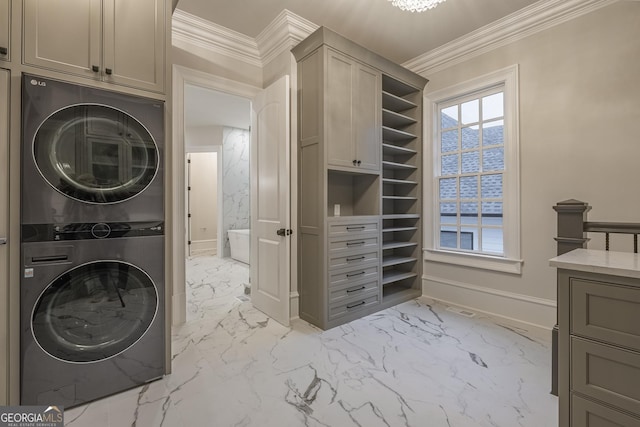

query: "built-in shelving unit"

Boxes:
[293, 26, 426, 330]
[381, 74, 422, 303]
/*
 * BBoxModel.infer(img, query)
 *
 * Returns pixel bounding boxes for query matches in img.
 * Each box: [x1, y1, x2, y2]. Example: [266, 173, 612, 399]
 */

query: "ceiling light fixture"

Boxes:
[389, 0, 446, 12]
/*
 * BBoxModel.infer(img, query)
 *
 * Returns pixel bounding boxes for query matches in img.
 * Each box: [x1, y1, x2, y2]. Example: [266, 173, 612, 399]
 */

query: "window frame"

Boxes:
[423, 65, 522, 274]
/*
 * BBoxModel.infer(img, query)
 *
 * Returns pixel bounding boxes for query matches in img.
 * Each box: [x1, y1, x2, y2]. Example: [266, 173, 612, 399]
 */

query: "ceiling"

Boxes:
[176, 0, 540, 65]
[179, 0, 542, 131]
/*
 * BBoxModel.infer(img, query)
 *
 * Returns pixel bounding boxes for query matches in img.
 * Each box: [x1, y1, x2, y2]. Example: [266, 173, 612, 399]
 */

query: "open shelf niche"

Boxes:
[381, 74, 422, 302]
[327, 170, 380, 217]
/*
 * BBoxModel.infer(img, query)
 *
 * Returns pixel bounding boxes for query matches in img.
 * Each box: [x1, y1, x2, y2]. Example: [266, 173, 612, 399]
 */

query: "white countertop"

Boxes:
[549, 248, 640, 279]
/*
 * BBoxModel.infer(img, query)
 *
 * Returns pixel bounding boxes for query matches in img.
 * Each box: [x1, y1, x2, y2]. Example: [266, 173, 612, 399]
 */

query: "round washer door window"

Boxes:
[32, 261, 158, 363]
[33, 104, 159, 204]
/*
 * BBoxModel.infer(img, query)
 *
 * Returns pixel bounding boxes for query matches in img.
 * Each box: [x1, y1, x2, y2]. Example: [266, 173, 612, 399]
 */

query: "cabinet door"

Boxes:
[23, 0, 102, 79]
[353, 64, 380, 172]
[103, 0, 166, 93]
[0, 68, 9, 405]
[326, 49, 356, 170]
[0, 0, 10, 62]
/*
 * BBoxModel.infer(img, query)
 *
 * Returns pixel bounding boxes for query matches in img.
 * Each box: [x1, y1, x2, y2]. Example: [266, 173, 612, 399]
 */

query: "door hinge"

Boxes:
[188, 186, 191, 191]
[188, 240, 191, 245]
[188, 213, 191, 218]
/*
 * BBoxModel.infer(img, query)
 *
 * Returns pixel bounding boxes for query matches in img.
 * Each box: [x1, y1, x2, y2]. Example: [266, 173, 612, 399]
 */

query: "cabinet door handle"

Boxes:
[346, 271, 365, 278]
[346, 256, 365, 262]
[352, 160, 357, 165]
[357, 160, 362, 166]
[346, 286, 366, 294]
[92, 65, 99, 72]
[347, 301, 366, 309]
[0, 237, 6, 245]
[105, 68, 113, 75]
[346, 241, 366, 246]
[0, 47, 7, 55]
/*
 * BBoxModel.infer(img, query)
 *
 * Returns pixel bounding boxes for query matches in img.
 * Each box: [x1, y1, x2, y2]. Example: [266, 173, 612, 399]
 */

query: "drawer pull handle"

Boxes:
[346, 286, 366, 293]
[346, 271, 365, 278]
[346, 241, 366, 246]
[346, 226, 365, 231]
[347, 301, 366, 309]
[0, 47, 7, 55]
[346, 256, 365, 262]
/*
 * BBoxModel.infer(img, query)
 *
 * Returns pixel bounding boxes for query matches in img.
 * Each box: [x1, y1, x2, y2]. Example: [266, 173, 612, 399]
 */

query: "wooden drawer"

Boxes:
[329, 250, 378, 270]
[329, 293, 379, 320]
[329, 264, 379, 288]
[571, 279, 640, 351]
[328, 220, 379, 236]
[328, 235, 378, 253]
[572, 394, 640, 427]
[329, 279, 379, 304]
[571, 337, 640, 415]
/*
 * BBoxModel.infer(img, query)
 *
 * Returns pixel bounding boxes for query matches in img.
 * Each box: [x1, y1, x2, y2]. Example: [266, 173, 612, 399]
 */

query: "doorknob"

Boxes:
[276, 229, 293, 236]
[0, 238, 6, 245]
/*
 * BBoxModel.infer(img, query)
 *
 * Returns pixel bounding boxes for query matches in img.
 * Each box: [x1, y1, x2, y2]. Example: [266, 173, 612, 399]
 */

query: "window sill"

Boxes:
[424, 249, 523, 274]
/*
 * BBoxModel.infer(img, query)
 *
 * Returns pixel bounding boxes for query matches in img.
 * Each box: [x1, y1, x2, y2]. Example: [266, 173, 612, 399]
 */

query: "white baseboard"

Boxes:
[422, 275, 556, 332]
[190, 239, 217, 255]
[289, 291, 300, 320]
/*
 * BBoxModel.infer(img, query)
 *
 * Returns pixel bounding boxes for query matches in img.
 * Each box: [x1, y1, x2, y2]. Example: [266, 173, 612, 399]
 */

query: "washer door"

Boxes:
[32, 261, 158, 363]
[33, 104, 159, 204]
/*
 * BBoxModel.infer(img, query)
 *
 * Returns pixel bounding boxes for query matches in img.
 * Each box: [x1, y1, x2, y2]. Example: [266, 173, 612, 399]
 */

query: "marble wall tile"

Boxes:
[221, 127, 250, 258]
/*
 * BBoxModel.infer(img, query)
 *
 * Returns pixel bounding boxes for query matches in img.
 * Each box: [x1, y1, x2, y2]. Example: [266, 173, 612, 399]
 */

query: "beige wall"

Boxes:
[422, 2, 640, 329]
[186, 125, 223, 150]
[189, 152, 218, 248]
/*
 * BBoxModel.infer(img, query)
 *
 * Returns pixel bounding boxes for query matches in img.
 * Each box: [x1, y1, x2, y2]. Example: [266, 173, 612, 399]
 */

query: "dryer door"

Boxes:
[31, 261, 158, 363]
[32, 104, 159, 204]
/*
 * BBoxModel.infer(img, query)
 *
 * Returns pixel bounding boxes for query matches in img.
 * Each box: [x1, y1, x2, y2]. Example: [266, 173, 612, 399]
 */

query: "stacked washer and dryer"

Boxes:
[20, 74, 165, 407]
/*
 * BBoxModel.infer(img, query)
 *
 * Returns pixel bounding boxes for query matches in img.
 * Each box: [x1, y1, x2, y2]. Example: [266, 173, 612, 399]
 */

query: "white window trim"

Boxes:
[423, 65, 522, 274]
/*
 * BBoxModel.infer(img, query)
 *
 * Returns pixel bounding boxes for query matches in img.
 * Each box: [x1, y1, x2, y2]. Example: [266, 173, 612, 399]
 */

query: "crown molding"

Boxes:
[172, 8, 316, 68]
[256, 9, 318, 66]
[172, 9, 262, 67]
[402, 0, 618, 76]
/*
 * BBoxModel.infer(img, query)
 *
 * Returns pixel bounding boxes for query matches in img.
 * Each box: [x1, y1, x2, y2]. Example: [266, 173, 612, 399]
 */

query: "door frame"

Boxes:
[172, 65, 261, 325]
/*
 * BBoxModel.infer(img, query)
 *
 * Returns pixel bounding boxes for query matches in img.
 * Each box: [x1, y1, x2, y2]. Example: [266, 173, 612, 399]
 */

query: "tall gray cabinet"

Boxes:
[293, 28, 427, 329]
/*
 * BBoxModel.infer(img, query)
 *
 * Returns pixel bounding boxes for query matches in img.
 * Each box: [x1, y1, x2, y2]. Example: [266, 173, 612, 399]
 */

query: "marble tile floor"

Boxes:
[65, 255, 558, 427]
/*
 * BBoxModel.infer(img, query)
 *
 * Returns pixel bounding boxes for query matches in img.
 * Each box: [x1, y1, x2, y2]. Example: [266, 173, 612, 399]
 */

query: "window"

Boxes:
[424, 66, 521, 273]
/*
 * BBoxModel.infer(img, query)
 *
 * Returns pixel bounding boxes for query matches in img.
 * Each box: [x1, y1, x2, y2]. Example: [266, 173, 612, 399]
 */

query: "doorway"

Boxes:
[183, 83, 252, 319]
[172, 65, 292, 329]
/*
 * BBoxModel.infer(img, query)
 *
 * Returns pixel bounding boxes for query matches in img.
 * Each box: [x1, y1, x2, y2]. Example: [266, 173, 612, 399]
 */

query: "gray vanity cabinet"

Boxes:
[0, 1, 10, 62]
[293, 27, 426, 330]
[23, 0, 166, 93]
[557, 269, 640, 426]
[326, 48, 381, 173]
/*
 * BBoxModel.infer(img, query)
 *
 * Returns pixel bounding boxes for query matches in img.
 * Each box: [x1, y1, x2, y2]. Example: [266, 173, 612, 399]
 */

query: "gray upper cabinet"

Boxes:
[23, 0, 165, 93]
[0, 0, 10, 62]
[326, 49, 380, 173]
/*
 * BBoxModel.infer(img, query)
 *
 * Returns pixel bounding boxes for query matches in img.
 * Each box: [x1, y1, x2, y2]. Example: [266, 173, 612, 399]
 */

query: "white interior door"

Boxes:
[250, 75, 290, 326]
